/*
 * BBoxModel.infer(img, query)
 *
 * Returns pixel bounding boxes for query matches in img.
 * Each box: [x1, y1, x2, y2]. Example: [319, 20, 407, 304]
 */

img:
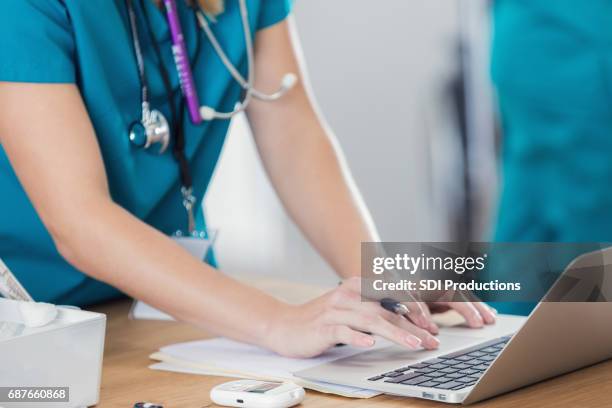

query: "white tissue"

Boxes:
[18, 302, 58, 327]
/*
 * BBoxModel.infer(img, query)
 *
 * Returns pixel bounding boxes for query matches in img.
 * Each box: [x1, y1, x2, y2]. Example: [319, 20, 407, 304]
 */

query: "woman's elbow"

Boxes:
[47, 216, 86, 267]
[44, 201, 114, 269]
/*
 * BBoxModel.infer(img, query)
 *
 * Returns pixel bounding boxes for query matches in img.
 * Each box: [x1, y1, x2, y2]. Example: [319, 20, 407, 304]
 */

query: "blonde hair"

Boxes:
[195, 0, 224, 15]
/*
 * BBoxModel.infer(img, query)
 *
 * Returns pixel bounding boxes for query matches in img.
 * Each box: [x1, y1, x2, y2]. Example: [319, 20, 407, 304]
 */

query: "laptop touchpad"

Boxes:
[319, 334, 482, 372]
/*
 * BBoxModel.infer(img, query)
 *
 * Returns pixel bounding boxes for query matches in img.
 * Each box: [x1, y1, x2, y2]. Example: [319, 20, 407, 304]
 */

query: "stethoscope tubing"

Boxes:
[126, 0, 297, 152]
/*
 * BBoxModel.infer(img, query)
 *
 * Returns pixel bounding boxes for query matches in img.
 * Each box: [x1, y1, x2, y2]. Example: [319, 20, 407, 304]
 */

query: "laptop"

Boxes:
[295, 248, 612, 404]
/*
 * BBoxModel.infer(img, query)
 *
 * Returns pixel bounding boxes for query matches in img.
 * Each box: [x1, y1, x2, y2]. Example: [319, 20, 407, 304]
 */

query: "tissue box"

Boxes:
[0, 299, 106, 408]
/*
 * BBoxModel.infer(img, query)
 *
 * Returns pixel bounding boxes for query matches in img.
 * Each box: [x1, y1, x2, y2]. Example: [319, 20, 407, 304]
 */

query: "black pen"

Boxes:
[380, 298, 410, 316]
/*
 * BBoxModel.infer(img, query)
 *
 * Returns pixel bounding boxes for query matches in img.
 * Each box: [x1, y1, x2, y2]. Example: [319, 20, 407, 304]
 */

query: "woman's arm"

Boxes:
[246, 19, 496, 329]
[0, 82, 438, 356]
[246, 18, 376, 280]
[0, 82, 284, 343]
[246, 18, 434, 329]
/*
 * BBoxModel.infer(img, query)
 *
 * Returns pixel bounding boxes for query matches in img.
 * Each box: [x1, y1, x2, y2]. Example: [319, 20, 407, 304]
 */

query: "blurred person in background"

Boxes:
[490, 1, 612, 314]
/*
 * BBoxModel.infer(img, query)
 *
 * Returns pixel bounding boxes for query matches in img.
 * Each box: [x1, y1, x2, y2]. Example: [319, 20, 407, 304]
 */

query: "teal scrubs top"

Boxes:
[0, 0, 292, 306]
[490, 1, 612, 315]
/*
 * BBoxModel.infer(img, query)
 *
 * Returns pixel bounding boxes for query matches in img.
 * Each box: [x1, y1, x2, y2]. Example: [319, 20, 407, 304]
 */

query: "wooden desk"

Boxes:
[93, 299, 612, 408]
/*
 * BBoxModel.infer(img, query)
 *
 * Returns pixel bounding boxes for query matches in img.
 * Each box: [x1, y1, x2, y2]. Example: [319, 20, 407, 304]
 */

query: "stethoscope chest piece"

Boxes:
[129, 103, 170, 154]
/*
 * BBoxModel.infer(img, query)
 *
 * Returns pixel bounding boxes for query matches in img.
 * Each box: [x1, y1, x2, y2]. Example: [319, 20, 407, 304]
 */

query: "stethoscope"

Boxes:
[126, 0, 298, 154]
[125, 0, 297, 234]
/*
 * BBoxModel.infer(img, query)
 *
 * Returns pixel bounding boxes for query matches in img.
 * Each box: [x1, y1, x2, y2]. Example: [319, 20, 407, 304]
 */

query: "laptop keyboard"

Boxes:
[367, 335, 512, 391]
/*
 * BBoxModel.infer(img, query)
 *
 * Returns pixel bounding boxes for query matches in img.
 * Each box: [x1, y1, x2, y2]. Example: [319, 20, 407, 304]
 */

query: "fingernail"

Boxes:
[359, 336, 375, 347]
[429, 322, 439, 335]
[426, 335, 440, 349]
[405, 335, 422, 348]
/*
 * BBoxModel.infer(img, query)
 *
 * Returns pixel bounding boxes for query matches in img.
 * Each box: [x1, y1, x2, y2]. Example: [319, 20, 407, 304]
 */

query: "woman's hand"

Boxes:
[425, 298, 497, 329]
[265, 278, 440, 358]
[410, 289, 497, 330]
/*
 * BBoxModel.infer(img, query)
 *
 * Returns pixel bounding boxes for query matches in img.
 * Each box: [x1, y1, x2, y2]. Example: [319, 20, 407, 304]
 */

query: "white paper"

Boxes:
[159, 337, 373, 378]
[130, 300, 174, 320]
[151, 337, 383, 398]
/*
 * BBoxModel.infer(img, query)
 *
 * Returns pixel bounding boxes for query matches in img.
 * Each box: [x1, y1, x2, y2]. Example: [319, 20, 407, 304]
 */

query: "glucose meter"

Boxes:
[210, 380, 305, 408]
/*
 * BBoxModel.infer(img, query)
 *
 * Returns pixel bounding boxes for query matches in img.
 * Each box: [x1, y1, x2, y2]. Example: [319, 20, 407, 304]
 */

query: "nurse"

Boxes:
[491, 1, 612, 315]
[0, 0, 494, 357]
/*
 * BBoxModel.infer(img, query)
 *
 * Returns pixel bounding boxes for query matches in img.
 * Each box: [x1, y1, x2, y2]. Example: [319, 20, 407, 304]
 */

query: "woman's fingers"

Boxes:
[402, 299, 436, 332]
[324, 325, 376, 349]
[330, 278, 442, 349]
[446, 302, 485, 328]
[372, 313, 424, 349]
[316, 279, 498, 359]
[407, 300, 439, 334]
[457, 290, 497, 325]
[420, 304, 439, 335]
[358, 302, 439, 349]
[442, 301, 496, 326]
[325, 309, 422, 349]
[471, 302, 497, 324]
[340, 277, 437, 333]
[384, 311, 440, 349]
[326, 299, 442, 350]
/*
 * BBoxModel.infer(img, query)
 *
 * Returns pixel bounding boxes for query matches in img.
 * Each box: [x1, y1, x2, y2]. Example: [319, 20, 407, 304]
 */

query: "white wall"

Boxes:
[294, 0, 460, 241]
[205, 1, 478, 285]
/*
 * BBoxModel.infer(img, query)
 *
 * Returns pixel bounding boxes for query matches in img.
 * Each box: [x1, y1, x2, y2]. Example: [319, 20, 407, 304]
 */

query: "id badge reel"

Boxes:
[171, 186, 218, 262]
[171, 228, 218, 262]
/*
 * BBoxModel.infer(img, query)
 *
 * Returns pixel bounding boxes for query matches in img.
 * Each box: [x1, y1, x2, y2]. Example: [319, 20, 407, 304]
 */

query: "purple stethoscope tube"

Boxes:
[163, 0, 202, 124]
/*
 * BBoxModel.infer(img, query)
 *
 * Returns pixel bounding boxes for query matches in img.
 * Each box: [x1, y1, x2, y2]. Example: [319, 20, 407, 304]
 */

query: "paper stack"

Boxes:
[150, 337, 383, 398]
